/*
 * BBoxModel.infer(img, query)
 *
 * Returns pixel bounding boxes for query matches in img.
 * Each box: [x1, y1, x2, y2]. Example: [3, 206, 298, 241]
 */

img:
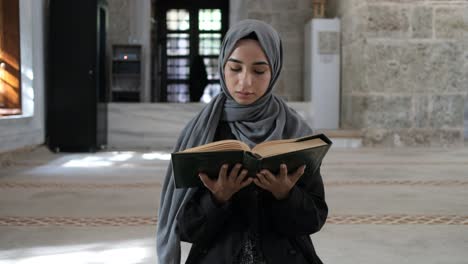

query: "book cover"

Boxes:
[171, 133, 332, 188]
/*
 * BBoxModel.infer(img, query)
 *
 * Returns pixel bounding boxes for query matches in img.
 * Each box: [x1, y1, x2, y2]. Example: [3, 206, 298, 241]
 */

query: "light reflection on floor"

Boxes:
[59, 151, 171, 169]
[0, 239, 153, 264]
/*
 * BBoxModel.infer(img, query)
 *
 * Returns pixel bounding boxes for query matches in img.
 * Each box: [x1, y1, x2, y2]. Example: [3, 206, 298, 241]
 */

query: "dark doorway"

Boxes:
[47, 0, 108, 152]
[152, 0, 229, 102]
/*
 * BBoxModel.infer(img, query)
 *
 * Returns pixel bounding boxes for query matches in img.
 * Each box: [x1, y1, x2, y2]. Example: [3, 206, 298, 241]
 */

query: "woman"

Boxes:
[157, 19, 328, 264]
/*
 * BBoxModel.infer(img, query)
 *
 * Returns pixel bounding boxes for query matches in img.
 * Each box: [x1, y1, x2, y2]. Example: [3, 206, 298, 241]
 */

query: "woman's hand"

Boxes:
[254, 164, 306, 200]
[199, 163, 253, 204]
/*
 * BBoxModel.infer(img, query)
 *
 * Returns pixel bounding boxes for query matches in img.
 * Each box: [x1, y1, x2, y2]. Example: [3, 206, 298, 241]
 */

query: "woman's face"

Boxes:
[224, 39, 272, 105]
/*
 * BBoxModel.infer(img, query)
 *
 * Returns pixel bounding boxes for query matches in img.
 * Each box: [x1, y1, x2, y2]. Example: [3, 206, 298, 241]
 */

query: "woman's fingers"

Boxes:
[208, 163, 305, 196]
[235, 169, 248, 184]
[230, 163, 242, 181]
[279, 164, 288, 179]
[261, 169, 276, 183]
[199, 173, 215, 192]
[218, 164, 229, 182]
[240, 177, 254, 188]
[253, 177, 268, 190]
[238, 169, 253, 188]
[256, 172, 271, 185]
[291, 165, 306, 184]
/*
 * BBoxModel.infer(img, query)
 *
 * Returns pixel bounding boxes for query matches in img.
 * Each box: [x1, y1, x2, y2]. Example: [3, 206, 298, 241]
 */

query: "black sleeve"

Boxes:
[267, 165, 328, 236]
[176, 187, 233, 244]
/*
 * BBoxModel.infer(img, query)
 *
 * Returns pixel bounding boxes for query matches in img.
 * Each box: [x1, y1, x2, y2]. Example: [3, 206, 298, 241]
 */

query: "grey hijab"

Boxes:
[156, 19, 312, 264]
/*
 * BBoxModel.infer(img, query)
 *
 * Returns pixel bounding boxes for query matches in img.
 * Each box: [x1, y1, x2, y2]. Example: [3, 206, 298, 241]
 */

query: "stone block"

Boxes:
[247, 12, 275, 24]
[340, 95, 354, 128]
[412, 95, 430, 128]
[271, 0, 298, 11]
[366, 5, 411, 38]
[283, 40, 303, 68]
[429, 95, 465, 129]
[464, 42, 468, 93]
[405, 42, 434, 93]
[366, 0, 426, 4]
[409, 42, 466, 93]
[275, 76, 286, 95]
[362, 128, 433, 147]
[288, 94, 303, 101]
[401, 129, 432, 147]
[272, 11, 312, 40]
[341, 44, 353, 95]
[464, 94, 468, 141]
[298, 0, 314, 9]
[269, 16, 303, 41]
[289, 10, 314, 26]
[362, 128, 464, 148]
[108, 0, 130, 43]
[351, 95, 368, 128]
[230, 0, 249, 23]
[428, 42, 465, 93]
[276, 67, 302, 100]
[365, 95, 413, 129]
[342, 41, 366, 93]
[335, 0, 366, 17]
[362, 128, 392, 147]
[434, 7, 468, 39]
[364, 42, 413, 93]
[284, 68, 303, 100]
[364, 41, 466, 94]
[411, 6, 433, 38]
[246, 0, 272, 11]
[430, 129, 464, 147]
[341, 6, 368, 45]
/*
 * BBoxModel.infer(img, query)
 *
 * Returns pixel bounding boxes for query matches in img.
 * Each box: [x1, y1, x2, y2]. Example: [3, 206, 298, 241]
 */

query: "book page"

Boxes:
[180, 140, 251, 153]
[252, 137, 327, 157]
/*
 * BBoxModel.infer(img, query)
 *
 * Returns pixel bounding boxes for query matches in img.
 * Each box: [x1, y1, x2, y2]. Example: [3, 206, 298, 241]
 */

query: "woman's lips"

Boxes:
[236, 91, 254, 99]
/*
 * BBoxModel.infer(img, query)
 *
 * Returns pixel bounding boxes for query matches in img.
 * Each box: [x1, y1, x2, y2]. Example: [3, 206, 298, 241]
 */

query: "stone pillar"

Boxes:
[335, 0, 468, 147]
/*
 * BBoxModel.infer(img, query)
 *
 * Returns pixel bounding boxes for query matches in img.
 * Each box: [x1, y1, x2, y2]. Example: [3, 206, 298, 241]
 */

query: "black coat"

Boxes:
[176, 165, 328, 264]
[176, 122, 328, 264]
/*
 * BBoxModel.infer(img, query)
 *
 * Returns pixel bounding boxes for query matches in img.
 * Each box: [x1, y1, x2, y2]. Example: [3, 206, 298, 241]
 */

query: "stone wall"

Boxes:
[107, 0, 151, 102]
[230, 0, 315, 101]
[107, 0, 315, 102]
[465, 93, 468, 141]
[333, 0, 468, 147]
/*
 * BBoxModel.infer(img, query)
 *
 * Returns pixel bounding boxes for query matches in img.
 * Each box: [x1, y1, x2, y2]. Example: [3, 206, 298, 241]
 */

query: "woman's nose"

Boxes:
[239, 71, 253, 87]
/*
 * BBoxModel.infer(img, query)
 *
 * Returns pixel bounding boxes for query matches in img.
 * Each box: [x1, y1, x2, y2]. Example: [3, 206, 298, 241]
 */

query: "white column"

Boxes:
[304, 18, 341, 130]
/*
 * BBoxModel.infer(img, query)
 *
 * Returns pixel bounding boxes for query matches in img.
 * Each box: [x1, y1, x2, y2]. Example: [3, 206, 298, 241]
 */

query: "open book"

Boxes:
[171, 133, 332, 188]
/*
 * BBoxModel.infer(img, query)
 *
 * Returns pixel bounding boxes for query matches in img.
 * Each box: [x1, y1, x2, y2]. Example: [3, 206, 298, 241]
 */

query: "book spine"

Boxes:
[242, 151, 261, 177]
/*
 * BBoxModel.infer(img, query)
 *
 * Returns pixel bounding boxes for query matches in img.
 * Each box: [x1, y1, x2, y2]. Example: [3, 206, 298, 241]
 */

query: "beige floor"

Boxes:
[0, 146, 467, 263]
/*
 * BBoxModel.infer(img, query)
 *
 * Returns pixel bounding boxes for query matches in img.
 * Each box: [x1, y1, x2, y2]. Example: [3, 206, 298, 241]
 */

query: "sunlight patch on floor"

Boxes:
[0, 240, 151, 264]
[141, 152, 171, 161]
[62, 156, 114, 168]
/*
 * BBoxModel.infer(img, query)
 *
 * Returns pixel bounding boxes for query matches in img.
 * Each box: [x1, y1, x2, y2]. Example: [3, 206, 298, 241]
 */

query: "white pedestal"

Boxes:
[304, 18, 341, 130]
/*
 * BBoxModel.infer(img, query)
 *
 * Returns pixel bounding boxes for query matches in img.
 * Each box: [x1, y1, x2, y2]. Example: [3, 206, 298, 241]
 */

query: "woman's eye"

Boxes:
[230, 67, 241, 72]
[254, 70, 265, 75]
